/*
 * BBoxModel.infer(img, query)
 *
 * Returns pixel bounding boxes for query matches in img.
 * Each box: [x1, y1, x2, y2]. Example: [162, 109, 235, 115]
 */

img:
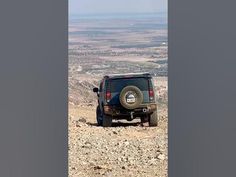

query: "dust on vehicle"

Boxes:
[93, 73, 158, 127]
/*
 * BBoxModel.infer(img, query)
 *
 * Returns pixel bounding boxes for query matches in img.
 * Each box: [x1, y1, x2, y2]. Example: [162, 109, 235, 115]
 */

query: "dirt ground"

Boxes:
[69, 104, 167, 177]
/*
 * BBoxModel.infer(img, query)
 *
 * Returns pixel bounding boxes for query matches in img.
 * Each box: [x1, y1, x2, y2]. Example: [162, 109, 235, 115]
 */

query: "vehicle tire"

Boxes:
[96, 106, 103, 126]
[141, 116, 148, 123]
[149, 111, 158, 127]
[119, 86, 143, 110]
[102, 115, 112, 127]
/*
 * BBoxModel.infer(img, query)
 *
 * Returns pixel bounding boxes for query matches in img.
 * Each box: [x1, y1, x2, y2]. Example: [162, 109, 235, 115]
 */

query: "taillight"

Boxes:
[106, 91, 111, 102]
[148, 79, 154, 101]
[149, 90, 154, 97]
[149, 90, 154, 101]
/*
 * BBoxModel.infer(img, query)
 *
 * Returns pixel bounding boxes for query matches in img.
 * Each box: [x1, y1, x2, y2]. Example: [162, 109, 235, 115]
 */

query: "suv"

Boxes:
[93, 73, 158, 127]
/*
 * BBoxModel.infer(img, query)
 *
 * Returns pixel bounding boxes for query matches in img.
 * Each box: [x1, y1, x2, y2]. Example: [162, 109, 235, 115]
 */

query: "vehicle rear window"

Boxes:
[109, 78, 149, 92]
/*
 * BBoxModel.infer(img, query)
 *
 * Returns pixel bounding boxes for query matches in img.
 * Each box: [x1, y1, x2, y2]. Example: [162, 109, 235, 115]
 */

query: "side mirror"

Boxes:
[93, 87, 99, 93]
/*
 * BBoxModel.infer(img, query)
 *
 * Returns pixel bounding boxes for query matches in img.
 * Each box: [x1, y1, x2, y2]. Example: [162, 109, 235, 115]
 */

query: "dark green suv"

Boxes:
[93, 73, 158, 127]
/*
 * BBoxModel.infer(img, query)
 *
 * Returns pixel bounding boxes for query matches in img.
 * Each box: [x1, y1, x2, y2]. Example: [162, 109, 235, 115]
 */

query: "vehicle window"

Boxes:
[102, 80, 106, 91]
[110, 78, 149, 92]
[99, 80, 103, 92]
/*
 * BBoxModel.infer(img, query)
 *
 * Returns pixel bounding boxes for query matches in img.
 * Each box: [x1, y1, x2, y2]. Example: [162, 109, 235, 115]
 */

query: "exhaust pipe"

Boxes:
[143, 108, 148, 113]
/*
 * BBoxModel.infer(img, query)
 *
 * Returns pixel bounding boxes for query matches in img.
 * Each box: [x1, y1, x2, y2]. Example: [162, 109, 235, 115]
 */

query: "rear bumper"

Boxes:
[104, 103, 157, 117]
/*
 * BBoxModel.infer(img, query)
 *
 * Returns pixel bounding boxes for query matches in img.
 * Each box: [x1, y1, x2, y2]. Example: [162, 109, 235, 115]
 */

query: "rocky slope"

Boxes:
[69, 100, 168, 177]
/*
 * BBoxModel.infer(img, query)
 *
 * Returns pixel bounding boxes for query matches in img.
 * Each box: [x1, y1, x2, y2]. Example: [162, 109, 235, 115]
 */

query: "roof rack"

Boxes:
[104, 72, 151, 79]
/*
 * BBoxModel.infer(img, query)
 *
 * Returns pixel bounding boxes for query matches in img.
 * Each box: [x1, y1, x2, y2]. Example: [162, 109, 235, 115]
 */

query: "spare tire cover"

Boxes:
[119, 86, 143, 109]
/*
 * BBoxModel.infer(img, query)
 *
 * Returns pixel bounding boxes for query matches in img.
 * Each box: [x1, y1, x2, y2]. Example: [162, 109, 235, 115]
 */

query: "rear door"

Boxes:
[108, 77, 150, 105]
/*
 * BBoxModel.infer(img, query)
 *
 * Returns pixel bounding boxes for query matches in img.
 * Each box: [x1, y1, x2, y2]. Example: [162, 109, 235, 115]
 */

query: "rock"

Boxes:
[113, 131, 118, 135]
[94, 165, 103, 170]
[78, 117, 86, 123]
[141, 122, 149, 127]
[158, 154, 165, 160]
[124, 141, 129, 146]
[76, 124, 82, 128]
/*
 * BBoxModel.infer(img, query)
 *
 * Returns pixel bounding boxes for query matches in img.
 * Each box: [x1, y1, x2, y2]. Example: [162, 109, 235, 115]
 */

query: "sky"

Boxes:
[69, 0, 167, 15]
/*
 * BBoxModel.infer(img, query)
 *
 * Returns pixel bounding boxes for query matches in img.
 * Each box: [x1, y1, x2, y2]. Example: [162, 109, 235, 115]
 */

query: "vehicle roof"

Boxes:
[104, 72, 152, 79]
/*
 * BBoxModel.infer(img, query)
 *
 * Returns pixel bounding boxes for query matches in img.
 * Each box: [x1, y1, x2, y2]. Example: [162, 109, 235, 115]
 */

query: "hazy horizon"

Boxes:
[69, 0, 167, 15]
[69, 12, 167, 21]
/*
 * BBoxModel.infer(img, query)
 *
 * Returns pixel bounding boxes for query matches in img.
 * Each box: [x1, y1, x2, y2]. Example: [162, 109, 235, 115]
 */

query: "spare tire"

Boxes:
[119, 86, 143, 110]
